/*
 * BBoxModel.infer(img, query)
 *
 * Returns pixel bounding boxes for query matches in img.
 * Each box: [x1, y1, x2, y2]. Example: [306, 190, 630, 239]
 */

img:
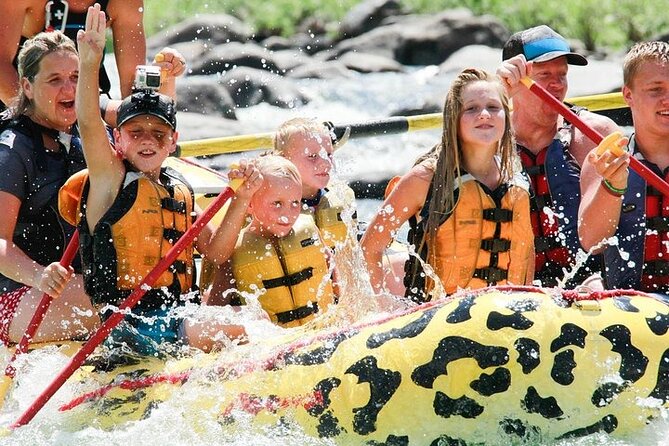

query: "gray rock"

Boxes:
[439, 44, 502, 75]
[176, 77, 237, 120]
[219, 66, 310, 108]
[189, 42, 280, 75]
[147, 15, 252, 51]
[289, 33, 336, 55]
[261, 36, 293, 51]
[271, 49, 313, 75]
[337, 51, 405, 73]
[286, 60, 355, 79]
[339, 0, 406, 38]
[333, 9, 508, 66]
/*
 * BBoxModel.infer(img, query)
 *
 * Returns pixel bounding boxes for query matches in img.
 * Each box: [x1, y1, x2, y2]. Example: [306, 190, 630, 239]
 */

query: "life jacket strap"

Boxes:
[480, 238, 511, 253]
[473, 266, 508, 283]
[262, 266, 314, 289]
[482, 208, 513, 223]
[275, 302, 320, 324]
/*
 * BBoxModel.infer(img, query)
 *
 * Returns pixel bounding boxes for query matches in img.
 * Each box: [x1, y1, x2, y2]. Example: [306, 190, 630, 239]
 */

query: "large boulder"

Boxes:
[286, 60, 355, 79]
[333, 9, 508, 66]
[438, 44, 502, 75]
[339, 0, 407, 39]
[189, 42, 281, 75]
[219, 66, 310, 108]
[176, 77, 237, 120]
[337, 51, 405, 73]
[147, 15, 252, 51]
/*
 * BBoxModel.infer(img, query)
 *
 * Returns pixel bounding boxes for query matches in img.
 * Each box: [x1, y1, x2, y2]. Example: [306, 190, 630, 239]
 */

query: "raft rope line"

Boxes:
[56, 285, 654, 413]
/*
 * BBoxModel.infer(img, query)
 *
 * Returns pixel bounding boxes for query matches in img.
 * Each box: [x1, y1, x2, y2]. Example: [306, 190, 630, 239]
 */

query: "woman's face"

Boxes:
[22, 50, 79, 132]
[458, 80, 506, 150]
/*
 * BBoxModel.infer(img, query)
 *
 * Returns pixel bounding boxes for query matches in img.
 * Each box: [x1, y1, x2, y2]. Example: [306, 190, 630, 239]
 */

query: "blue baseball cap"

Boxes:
[502, 25, 588, 66]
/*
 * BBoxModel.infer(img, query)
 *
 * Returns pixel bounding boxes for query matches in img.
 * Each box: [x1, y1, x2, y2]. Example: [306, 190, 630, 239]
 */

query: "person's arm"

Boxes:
[0, 192, 72, 297]
[578, 135, 630, 252]
[0, 1, 29, 105]
[76, 5, 125, 232]
[107, 0, 146, 98]
[360, 165, 431, 293]
[196, 161, 263, 264]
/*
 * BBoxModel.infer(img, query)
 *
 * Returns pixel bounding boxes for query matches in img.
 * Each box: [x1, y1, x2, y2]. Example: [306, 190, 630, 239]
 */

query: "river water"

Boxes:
[1, 54, 664, 446]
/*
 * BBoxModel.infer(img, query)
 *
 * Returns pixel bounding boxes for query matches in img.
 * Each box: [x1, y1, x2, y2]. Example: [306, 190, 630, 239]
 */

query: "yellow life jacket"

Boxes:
[429, 175, 533, 294]
[302, 186, 357, 248]
[231, 214, 334, 328]
[76, 167, 195, 310]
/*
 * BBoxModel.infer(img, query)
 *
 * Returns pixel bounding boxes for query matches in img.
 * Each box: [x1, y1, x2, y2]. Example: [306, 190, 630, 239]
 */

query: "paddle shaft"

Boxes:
[2, 231, 80, 381]
[10, 185, 237, 429]
[521, 77, 669, 198]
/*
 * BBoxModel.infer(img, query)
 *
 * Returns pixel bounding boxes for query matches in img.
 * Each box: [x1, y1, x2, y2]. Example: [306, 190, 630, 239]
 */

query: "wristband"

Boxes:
[601, 179, 626, 197]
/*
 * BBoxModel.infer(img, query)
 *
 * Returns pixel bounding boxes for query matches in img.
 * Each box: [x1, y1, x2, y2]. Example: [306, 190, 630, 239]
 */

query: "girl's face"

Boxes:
[458, 81, 506, 150]
[283, 130, 333, 199]
[249, 175, 303, 238]
[22, 50, 79, 132]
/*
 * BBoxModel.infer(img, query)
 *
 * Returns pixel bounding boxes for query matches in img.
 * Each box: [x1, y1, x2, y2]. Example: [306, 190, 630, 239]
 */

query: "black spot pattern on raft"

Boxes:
[346, 356, 401, 435]
[434, 391, 484, 419]
[486, 311, 534, 331]
[649, 348, 669, 403]
[307, 377, 341, 416]
[317, 411, 344, 438]
[522, 386, 564, 419]
[283, 332, 353, 367]
[366, 306, 439, 349]
[591, 382, 630, 407]
[445, 295, 475, 323]
[646, 311, 669, 336]
[499, 418, 541, 440]
[551, 350, 577, 385]
[470, 367, 511, 396]
[550, 323, 587, 352]
[412, 336, 508, 389]
[515, 338, 541, 374]
[600, 324, 649, 382]
[556, 414, 618, 439]
[429, 436, 467, 446]
[366, 435, 409, 446]
[612, 296, 640, 312]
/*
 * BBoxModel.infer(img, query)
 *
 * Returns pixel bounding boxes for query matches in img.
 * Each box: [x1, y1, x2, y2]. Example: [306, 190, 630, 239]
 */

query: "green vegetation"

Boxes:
[143, 0, 668, 52]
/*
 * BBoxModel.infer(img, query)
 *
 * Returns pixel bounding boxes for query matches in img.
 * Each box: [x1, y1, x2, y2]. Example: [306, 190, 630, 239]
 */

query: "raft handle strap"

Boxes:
[275, 302, 319, 324]
[473, 266, 508, 283]
[481, 238, 511, 253]
[262, 267, 314, 289]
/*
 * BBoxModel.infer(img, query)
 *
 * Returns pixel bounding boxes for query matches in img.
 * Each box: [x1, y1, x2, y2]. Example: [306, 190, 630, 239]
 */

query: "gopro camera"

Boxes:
[133, 65, 161, 91]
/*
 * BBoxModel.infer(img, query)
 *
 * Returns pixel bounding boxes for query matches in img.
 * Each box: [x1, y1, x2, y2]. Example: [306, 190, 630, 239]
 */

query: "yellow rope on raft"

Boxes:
[178, 92, 627, 157]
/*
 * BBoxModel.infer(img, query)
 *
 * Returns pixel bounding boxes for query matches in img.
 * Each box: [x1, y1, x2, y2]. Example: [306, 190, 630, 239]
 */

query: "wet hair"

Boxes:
[6, 31, 78, 118]
[255, 155, 302, 186]
[272, 117, 331, 156]
[420, 68, 516, 263]
[623, 41, 669, 87]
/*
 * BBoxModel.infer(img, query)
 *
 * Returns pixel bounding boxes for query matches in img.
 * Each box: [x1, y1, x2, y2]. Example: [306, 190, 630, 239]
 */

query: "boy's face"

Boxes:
[623, 60, 669, 138]
[114, 115, 177, 176]
[284, 131, 333, 199]
[250, 175, 302, 238]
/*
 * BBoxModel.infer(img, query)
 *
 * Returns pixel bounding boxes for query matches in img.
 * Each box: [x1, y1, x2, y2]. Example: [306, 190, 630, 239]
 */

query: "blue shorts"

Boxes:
[105, 307, 185, 356]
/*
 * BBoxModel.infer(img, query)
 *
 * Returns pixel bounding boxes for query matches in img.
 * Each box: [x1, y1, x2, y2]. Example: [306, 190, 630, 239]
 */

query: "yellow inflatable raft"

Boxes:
[60, 286, 669, 444]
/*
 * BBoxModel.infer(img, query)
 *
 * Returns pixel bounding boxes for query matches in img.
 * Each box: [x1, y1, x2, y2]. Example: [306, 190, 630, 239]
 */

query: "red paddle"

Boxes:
[0, 231, 80, 409]
[520, 77, 669, 198]
[9, 180, 240, 429]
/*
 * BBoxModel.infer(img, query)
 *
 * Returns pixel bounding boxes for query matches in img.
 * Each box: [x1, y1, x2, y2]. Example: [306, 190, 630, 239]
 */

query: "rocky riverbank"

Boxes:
[141, 1, 628, 142]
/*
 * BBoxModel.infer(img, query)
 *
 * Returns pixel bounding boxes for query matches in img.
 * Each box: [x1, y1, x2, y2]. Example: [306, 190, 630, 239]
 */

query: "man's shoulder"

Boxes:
[578, 110, 620, 133]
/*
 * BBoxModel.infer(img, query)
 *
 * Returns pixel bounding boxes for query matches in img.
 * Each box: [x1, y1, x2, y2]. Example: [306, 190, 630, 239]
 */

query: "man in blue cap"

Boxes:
[496, 25, 620, 288]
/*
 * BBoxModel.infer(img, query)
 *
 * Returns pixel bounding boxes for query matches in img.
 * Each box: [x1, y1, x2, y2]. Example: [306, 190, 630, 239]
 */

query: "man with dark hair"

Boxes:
[497, 25, 620, 287]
